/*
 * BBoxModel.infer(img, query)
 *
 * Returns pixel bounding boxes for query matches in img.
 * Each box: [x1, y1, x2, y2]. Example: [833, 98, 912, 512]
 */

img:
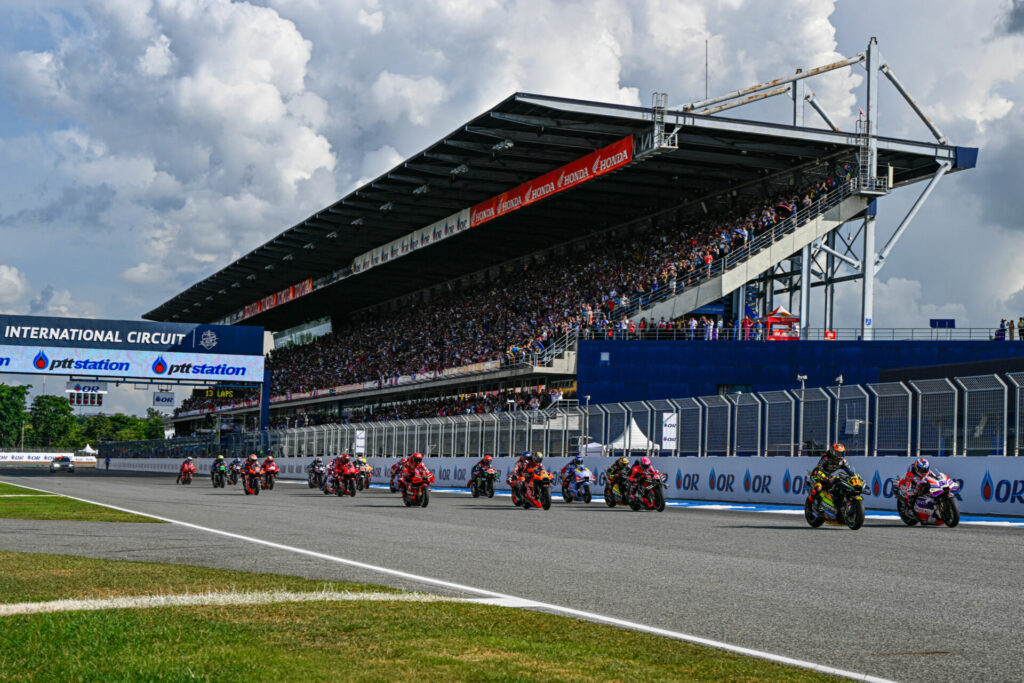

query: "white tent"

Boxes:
[80, 443, 98, 454]
[581, 441, 606, 457]
[607, 417, 661, 451]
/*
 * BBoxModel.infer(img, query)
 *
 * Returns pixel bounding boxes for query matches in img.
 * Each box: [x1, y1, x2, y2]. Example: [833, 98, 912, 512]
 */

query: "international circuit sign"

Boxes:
[0, 314, 264, 381]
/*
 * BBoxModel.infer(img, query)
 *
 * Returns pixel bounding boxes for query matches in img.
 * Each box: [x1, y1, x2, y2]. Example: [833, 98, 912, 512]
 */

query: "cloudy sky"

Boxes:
[0, 0, 1022, 414]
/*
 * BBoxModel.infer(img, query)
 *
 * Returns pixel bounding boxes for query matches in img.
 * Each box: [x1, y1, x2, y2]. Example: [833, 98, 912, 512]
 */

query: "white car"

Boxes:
[49, 456, 75, 473]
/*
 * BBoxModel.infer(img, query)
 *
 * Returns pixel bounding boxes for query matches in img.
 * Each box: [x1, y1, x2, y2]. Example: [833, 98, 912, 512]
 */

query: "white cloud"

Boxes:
[139, 34, 174, 76]
[357, 8, 384, 34]
[371, 71, 447, 125]
[0, 265, 31, 310]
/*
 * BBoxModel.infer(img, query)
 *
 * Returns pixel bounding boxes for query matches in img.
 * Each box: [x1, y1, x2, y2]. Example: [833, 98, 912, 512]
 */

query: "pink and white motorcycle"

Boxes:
[893, 471, 960, 527]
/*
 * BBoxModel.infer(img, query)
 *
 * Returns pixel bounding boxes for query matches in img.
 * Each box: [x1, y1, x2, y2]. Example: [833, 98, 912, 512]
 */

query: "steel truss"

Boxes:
[678, 37, 959, 337]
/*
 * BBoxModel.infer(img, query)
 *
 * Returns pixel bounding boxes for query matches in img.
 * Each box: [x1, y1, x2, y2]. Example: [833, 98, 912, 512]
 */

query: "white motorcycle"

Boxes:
[561, 465, 594, 503]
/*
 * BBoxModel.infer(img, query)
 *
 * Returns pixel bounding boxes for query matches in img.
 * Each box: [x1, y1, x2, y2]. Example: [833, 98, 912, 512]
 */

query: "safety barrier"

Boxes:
[102, 373, 1022, 460]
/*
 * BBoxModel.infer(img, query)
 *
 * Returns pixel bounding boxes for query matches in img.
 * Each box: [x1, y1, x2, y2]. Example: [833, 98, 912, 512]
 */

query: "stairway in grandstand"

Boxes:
[626, 181, 871, 324]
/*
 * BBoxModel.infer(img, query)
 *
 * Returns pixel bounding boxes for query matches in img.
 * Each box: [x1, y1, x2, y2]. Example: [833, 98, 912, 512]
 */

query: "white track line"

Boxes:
[0, 590, 451, 616]
[0, 478, 894, 683]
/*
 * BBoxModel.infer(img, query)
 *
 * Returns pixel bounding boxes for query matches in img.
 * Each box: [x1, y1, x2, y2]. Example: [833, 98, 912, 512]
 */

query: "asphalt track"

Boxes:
[2, 470, 1021, 682]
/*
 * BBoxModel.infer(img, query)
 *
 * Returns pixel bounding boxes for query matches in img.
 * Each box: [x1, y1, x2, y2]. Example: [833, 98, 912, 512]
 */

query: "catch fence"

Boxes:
[103, 373, 1021, 459]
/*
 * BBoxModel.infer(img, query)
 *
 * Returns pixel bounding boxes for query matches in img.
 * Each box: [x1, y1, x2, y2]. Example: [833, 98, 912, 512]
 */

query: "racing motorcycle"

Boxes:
[307, 462, 326, 489]
[331, 461, 359, 497]
[228, 462, 242, 486]
[561, 465, 594, 503]
[470, 466, 498, 498]
[603, 475, 631, 508]
[402, 469, 435, 507]
[242, 466, 262, 496]
[261, 461, 279, 490]
[210, 461, 228, 489]
[176, 463, 195, 485]
[628, 470, 667, 512]
[356, 463, 372, 491]
[389, 461, 406, 493]
[893, 471, 960, 528]
[510, 469, 553, 510]
[804, 469, 865, 530]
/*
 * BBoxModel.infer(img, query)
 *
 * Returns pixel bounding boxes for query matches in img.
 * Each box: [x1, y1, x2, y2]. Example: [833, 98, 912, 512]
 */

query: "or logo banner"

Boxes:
[662, 412, 678, 448]
[65, 381, 108, 394]
[470, 136, 633, 227]
[153, 391, 175, 407]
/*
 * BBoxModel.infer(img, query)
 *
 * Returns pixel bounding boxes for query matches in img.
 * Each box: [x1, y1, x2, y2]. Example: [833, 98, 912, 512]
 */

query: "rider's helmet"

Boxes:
[618, 455, 629, 466]
[573, 454, 584, 466]
[411, 452, 424, 464]
[911, 457, 930, 477]
[640, 456, 652, 467]
[215, 454, 224, 460]
[483, 454, 493, 464]
[248, 454, 257, 462]
[185, 456, 193, 462]
[340, 453, 351, 463]
[265, 455, 274, 462]
[359, 456, 367, 465]
[532, 451, 544, 464]
[827, 443, 846, 464]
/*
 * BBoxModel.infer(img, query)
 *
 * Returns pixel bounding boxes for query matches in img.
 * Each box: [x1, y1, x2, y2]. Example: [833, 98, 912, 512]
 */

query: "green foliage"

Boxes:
[0, 384, 29, 448]
[77, 409, 166, 444]
[28, 394, 80, 449]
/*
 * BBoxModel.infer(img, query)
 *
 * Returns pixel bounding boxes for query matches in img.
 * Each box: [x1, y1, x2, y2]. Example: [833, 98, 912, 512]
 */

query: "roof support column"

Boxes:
[824, 230, 836, 330]
[799, 244, 811, 339]
[861, 202, 877, 340]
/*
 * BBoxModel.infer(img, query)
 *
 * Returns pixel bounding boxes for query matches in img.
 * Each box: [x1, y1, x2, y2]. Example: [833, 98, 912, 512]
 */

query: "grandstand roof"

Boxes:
[145, 92, 975, 330]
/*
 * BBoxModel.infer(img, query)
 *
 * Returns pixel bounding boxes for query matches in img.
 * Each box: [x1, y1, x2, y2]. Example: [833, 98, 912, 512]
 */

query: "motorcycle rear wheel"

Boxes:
[845, 499, 865, 530]
[804, 498, 825, 527]
[939, 497, 960, 528]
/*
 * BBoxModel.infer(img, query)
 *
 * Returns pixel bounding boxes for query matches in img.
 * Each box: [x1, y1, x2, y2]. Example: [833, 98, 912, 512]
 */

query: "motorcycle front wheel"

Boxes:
[896, 497, 918, 526]
[540, 486, 551, 510]
[582, 484, 592, 504]
[347, 479, 356, 497]
[420, 489, 430, 508]
[267, 476, 275, 491]
[938, 497, 960, 528]
[485, 479, 494, 498]
[804, 498, 825, 527]
[654, 486, 666, 512]
[845, 499, 865, 530]
[604, 486, 616, 508]
[471, 481, 479, 498]
[561, 484, 572, 503]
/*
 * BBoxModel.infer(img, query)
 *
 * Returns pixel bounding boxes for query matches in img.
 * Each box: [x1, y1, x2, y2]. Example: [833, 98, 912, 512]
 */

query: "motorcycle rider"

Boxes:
[176, 456, 195, 483]
[261, 454, 277, 471]
[628, 456, 659, 498]
[903, 457, 933, 509]
[605, 455, 631, 491]
[242, 454, 261, 486]
[811, 443, 855, 502]
[560, 454, 585, 482]
[470, 454, 495, 484]
[307, 455, 324, 473]
[209, 454, 226, 480]
[401, 452, 430, 490]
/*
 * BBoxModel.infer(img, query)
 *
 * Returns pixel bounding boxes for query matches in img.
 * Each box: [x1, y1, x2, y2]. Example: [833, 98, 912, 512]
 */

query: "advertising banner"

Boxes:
[662, 412, 677, 449]
[153, 391, 175, 407]
[242, 278, 314, 320]
[0, 314, 263, 356]
[0, 346, 264, 381]
[65, 381, 108, 394]
[470, 136, 633, 227]
[350, 209, 469, 276]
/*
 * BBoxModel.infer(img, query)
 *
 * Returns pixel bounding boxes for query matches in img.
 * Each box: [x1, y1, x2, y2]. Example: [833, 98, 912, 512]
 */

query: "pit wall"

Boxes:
[110, 455, 1024, 518]
[0, 453, 94, 468]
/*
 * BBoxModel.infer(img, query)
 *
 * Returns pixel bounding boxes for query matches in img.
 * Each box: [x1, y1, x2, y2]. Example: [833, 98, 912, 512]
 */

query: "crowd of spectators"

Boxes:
[176, 168, 849, 418]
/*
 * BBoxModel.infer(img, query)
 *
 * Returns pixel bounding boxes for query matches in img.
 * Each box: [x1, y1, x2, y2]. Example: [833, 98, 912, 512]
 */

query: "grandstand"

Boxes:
[147, 41, 979, 436]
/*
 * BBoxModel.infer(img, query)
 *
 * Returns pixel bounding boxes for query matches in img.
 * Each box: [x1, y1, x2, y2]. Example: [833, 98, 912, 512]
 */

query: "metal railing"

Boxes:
[579, 327, 1003, 341]
[106, 372, 1021, 459]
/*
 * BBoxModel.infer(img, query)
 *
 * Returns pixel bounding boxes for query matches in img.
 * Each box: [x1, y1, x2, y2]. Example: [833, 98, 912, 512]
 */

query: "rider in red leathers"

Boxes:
[628, 456, 659, 496]
[401, 453, 431, 491]
[176, 456, 195, 483]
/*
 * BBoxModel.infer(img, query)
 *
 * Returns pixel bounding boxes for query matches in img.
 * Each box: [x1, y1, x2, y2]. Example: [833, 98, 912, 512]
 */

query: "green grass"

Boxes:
[0, 551, 395, 604]
[0, 481, 160, 523]
[0, 552, 841, 682]
[0, 481, 51, 496]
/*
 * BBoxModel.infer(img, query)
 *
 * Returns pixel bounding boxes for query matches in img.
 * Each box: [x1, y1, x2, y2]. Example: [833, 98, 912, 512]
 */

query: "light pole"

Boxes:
[796, 374, 807, 456]
[583, 395, 591, 458]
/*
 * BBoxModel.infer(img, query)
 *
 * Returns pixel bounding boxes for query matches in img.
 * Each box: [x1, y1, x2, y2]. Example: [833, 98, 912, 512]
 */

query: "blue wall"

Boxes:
[577, 340, 1024, 403]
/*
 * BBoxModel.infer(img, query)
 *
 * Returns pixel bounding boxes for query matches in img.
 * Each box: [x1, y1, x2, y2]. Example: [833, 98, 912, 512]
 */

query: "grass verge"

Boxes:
[0, 480, 160, 523]
[0, 551, 396, 604]
[0, 552, 841, 682]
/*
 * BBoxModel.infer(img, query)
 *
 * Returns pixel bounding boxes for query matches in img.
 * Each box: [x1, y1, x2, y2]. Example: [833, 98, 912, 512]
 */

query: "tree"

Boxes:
[80, 413, 114, 444]
[0, 384, 29, 448]
[29, 394, 80, 449]
[142, 408, 165, 440]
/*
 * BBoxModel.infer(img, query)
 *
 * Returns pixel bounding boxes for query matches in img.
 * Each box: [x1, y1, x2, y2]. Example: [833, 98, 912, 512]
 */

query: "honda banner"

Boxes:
[470, 136, 634, 227]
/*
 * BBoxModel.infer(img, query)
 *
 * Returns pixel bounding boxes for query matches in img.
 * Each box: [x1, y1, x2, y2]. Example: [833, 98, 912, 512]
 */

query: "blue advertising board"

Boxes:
[0, 315, 264, 382]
